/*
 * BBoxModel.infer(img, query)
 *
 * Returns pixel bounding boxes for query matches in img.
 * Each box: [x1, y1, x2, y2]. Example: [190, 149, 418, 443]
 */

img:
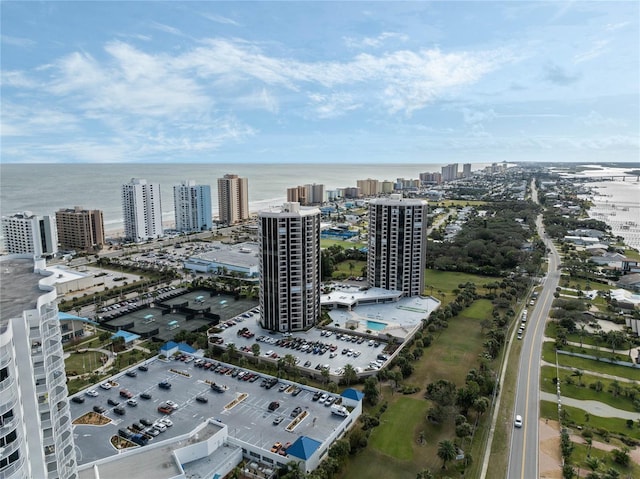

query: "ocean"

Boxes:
[0, 162, 477, 235]
[564, 165, 640, 251]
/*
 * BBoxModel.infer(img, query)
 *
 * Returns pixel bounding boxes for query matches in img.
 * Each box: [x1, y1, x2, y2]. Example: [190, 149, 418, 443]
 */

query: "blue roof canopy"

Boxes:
[58, 312, 98, 325]
[286, 436, 321, 460]
[111, 330, 140, 343]
[341, 388, 364, 401]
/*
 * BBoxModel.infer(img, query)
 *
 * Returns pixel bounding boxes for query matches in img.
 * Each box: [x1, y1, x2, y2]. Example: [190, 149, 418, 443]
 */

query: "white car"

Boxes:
[158, 418, 173, 427]
[165, 400, 179, 410]
[85, 389, 99, 397]
[99, 382, 112, 390]
[127, 398, 138, 407]
[153, 422, 167, 432]
[514, 414, 523, 428]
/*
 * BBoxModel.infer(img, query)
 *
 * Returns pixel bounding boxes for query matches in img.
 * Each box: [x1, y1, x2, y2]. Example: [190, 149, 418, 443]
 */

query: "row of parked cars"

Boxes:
[117, 416, 174, 445]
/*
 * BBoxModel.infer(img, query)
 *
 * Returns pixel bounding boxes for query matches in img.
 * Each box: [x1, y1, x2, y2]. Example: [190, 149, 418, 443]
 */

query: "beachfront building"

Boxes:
[121, 178, 163, 242]
[286, 184, 325, 205]
[356, 178, 380, 197]
[441, 163, 459, 182]
[1, 212, 58, 258]
[0, 256, 78, 479]
[217, 174, 249, 225]
[463, 163, 472, 178]
[259, 202, 321, 332]
[55, 207, 105, 252]
[173, 180, 213, 233]
[368, 194, 428, 297]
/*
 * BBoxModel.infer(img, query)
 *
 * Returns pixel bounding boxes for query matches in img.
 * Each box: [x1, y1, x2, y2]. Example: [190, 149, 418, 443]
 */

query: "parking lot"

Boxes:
[211, 312, 392, 377]
[71, 356, 350, 465]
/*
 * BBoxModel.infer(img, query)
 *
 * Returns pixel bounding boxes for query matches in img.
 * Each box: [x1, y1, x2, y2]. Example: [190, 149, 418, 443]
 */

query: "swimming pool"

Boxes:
[366, 320, 387, 331]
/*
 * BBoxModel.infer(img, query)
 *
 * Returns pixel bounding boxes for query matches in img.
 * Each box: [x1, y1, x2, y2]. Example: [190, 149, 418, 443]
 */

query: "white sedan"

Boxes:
[85, 389, 99, 397]
[99, 382, 112, 390]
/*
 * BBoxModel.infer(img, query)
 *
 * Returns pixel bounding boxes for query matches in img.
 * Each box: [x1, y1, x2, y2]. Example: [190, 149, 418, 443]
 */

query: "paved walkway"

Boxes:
[540, 391, 640, 420]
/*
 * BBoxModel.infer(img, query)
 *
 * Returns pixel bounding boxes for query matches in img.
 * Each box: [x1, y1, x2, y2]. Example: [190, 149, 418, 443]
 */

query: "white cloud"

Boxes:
[308, 92, 362, 119]
[578, 110, 625, 128]
[1, 70, 40, 89]
[200, 12, 240, 26]
[1, 34, 35, 48]
[343, 32, 408, 49]
[149, 21, 185, 37]
[574, 39, 610, 64]
[179, 39, 510, 114]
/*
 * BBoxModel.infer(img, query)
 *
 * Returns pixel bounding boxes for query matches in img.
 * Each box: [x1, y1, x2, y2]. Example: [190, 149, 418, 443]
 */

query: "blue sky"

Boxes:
[1, 1, 638, 164]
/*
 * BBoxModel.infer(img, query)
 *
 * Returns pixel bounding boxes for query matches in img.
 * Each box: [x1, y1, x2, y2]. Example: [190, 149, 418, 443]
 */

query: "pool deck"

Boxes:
[326, 294, 440, 341]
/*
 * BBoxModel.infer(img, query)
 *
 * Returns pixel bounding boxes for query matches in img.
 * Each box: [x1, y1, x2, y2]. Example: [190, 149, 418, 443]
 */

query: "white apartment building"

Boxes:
[368, 194, 428, 297]
[173, 180, 213, 233]
[0, 256, 77, 479]
[259, 203, 321, 332]
[217, 174, 249, 225]
[441, 163, 459, 182]
[121, 178, 163, 242]
[1, 212, 58, 257]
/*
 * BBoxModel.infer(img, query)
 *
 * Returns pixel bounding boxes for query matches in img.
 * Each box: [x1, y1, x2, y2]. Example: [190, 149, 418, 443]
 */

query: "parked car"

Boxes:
[158, 380, 172, 389]
[118, 428, 132, 439]
[270, 442, 282, 453]
[93, 405, 106, 414]
[157, 404, 173, 414]
[195, 395, 208, 403]
[99, 382, 112, 390]
[268, 401, 280, 411]
[71, 396, 85, 404]
[165, 400, 178, 410]
[107, 398, 120, 406]
[119, 389, 133, 399]
[85, 389, 99, 397]
[113, 406, 126, 416]
[273, 415, 284, 425]
[140, 392, 152, 400]
[125, 370, 137, 378]
[140, 418, 153, 427]
[127, 399, 138, 407]
[157, 417, 173, 427]
[137, 365, 149, 372]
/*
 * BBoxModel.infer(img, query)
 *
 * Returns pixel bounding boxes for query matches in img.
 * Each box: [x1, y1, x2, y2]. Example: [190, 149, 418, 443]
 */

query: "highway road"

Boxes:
[507, 183, 562, 478]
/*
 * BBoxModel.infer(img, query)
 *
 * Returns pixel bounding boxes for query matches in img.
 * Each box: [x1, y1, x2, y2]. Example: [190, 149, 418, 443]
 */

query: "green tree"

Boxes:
[363, 377, 379, 405]
[437, 439, 457, 470]
[342, 364, 357, 386]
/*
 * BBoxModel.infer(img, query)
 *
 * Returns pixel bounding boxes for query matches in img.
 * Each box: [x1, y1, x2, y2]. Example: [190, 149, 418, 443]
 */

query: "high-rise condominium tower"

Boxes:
[173, 180, 212, 233]
[368, 194, 428, 297]
[259, 203, 321, 332]
[0, 256, 78, 479]
[217, 174, 249, 225]
[55, 207, 105, 252]
[1, 212, 58, 257]
[286, 184, 325, 205]
[441, 163, 459, 182]
[121, 178, 163, 241]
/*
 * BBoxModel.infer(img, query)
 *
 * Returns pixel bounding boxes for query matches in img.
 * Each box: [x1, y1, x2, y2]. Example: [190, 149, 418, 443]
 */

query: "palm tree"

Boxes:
[437, 439, 457, 470]
[342, 364, 357, 386]
[585, 456, 601, 473]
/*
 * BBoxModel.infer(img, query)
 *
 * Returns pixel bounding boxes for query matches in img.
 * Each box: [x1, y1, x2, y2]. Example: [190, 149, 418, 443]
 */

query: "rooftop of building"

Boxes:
[186, 241, 259, 267]
[0, 255, 41, 321]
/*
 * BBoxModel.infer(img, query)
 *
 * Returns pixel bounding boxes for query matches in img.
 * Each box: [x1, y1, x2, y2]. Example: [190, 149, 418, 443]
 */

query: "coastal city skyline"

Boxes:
[1, 1, 638, 165]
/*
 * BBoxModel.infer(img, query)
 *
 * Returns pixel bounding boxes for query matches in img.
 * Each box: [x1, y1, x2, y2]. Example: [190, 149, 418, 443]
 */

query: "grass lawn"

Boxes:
[541, 342, 640, 381]
[545, 322, 631, 350]
[540, 400, 640, 441]
[435, 200, 488, 207]
[333, 260, 367, 277]
[624, 248, 640, 261]
[369, 397, 430, 461]
[338, 300, 493, 479]
[320, 239, 366, 249]
[65, 350, 108, 376]
[540, 366, 639, 413]
[571, 441, 640, 478]
[423, 269, 500, 302]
